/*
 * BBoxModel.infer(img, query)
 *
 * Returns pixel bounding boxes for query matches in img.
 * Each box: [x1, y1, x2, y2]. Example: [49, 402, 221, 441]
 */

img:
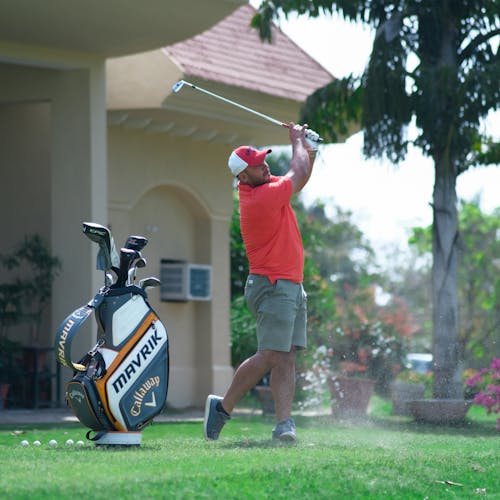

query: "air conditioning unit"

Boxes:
[160, 260, 212, 302]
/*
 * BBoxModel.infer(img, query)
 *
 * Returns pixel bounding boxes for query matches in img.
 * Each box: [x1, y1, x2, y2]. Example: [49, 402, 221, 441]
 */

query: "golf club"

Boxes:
[124, 235, 148, 252]
[172, 80, 323, 143]
[83, 222, 120, 283]
[139, 277, 161, 291]
[105, 272, 114, 287]
[127, 256, 147, 286]
[115, 248, 138, 288]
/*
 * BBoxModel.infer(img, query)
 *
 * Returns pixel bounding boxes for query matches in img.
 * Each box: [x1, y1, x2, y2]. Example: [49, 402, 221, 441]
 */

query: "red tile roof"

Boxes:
[164, 4, 333, 102]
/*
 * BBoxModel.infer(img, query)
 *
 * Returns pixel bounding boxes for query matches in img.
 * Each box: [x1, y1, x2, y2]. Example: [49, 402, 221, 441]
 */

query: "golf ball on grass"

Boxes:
[20, 440, 29, 447]
[33, 440, 41, 446]
[65, 439, 74, 446]
[49, 439, 57, 447]
[76, 440, 85, 447]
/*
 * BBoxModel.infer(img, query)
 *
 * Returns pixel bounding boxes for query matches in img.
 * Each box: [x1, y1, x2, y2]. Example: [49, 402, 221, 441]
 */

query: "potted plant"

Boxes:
[0, 337, 22, 409]
[302, 322, 401, 418]
[408, 369, 472, 424]
[390, 369, 431, 415]
[0, 281, 25, 409]
[0, 234, 61, 408]
[1, 234, 61, 346]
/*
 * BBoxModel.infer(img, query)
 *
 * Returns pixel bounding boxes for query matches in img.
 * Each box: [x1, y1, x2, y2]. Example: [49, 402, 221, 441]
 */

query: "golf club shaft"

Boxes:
[174, 80, 285, 127]
[173, 80, 323, 143]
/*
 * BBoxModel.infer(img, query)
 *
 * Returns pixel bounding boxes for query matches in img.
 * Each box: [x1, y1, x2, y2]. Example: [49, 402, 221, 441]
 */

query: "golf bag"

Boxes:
[54, 223, 169, 444]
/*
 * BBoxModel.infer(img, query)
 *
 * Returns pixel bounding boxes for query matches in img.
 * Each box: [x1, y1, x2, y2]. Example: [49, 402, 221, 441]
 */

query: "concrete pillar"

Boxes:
[208, 215, 234, 396]
[50, 65, 108, 392]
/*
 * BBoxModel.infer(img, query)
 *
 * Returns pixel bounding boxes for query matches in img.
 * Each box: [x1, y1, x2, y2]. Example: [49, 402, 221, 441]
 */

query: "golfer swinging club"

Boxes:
[204, 122, 318, 441]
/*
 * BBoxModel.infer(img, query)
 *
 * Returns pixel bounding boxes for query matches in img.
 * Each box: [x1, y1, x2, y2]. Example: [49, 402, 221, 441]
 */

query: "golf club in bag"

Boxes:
[54, 222, 168, 446]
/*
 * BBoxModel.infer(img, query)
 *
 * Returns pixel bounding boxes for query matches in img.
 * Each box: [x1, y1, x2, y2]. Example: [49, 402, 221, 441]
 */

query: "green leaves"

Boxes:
[0, 234, 61, 343]
[300, 76, 362, 144]
[410, 201, 500, 364]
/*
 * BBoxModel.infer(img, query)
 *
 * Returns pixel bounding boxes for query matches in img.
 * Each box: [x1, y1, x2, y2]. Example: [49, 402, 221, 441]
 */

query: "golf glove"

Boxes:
[304, 129, 321, 151]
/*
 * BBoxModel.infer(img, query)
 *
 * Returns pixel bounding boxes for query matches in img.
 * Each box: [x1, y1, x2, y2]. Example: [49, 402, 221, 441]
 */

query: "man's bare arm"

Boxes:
[285, 123, 317, 193]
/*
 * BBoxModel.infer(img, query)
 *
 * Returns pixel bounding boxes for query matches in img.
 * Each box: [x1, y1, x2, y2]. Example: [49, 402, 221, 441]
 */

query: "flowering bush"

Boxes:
[396, 370, 431, 385]
[465, 358, 500, 431]
[299, 322, 404, 408]
[395, 370, 433, 397]
[331, 322, 404, 388]
[299, 345, 333, 409]
[462, 368, 481, 400]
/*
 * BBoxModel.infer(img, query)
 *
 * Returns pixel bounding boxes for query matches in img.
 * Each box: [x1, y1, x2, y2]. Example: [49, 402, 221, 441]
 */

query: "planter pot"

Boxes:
[22, 348, 49, 372]
[253, 385, 275, 415]
[408, 399, 472, 424]
[328, 376, 375, 418]
[390, 381, 425, 416]
[0, 383, 10, 410]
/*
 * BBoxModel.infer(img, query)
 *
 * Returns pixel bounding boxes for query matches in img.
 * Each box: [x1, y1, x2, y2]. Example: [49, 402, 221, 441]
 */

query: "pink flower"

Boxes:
[465, 369, 487, 387]
[470, 359, 500, 431]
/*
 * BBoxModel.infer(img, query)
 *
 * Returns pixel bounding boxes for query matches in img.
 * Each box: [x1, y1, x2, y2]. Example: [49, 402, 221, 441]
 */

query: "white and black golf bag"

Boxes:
[54, 222, 169, 445]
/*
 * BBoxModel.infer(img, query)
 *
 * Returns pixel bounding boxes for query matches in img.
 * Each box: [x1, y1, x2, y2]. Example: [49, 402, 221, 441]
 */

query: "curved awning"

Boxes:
[0, 0, 245, 60]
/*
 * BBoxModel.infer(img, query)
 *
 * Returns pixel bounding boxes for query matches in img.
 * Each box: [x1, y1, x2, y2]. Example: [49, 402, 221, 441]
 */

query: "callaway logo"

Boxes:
[72, 307, 92, 320]
[130, 376, 161, 417]
[111, 327, 163, 394]
[69, 388, 85, 404]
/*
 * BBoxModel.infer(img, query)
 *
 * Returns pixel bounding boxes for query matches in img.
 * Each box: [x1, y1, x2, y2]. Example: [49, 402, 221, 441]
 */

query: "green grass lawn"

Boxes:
[0, 400, 498, 499]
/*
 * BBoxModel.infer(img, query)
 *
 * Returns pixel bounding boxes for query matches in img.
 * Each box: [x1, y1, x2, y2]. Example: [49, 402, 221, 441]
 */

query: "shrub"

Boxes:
[465, 358, 500, 431]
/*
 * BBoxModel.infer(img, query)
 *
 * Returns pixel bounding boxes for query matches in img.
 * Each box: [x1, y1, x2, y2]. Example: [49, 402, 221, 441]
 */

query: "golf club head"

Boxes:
[105, 272, 114, 287]
[139, 277, 161, 291]
[83, 222, 120, 271]
[135, 257, 147, 268]
[124, 235, 148, 252]
[115, 247, 138, 288]
[127, 257, 147, 286]
[127, 267, 135, 287]
[172, 80, 186, 93]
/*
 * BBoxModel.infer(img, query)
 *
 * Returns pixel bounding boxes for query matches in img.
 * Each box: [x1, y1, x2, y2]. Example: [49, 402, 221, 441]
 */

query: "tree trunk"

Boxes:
[431, 163, 462, 399]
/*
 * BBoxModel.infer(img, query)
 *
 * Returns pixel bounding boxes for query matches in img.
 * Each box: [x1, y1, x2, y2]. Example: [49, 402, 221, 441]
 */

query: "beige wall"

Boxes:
[108, 126, 234, 407]
[0, 60, 108, 399]
[0, 102, 51, 344]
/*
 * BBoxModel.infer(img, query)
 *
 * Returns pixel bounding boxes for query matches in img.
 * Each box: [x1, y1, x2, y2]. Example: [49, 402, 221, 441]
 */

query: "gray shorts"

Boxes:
[244, 274, 307, 352]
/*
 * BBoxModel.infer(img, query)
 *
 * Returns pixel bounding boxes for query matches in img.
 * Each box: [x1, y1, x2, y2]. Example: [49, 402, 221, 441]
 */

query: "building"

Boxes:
[0, 2, 332, 408]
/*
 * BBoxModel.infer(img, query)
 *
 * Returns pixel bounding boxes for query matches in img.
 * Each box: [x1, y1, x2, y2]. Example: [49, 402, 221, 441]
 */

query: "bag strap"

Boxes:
[74, 345, 107, 378]
[54, 292, 105, 371]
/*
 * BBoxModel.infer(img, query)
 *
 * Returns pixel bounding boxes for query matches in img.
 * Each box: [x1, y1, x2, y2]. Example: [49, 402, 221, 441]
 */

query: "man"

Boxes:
[204, 122, 318, 441]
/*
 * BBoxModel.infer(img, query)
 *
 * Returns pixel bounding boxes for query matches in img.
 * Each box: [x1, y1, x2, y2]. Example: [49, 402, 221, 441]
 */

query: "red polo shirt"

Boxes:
[238, 175, 304, 283]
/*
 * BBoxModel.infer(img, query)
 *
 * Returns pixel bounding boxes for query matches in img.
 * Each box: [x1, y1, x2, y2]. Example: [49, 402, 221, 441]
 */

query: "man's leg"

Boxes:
[269, 348, 296, 422]
[204, 350, 279, 440]
[222, 350, 280, 413]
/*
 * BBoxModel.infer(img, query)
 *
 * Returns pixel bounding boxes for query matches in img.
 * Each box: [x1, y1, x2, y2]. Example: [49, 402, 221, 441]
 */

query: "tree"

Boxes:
[252, 0, 500, 398]
[409, 200, 500, 367]
[457, 202, 500, 364]
[380, 244, 433, 352]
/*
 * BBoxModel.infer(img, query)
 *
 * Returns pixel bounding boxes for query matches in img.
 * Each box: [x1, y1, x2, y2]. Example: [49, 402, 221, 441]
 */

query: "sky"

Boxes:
[249, 2, 500, 257]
